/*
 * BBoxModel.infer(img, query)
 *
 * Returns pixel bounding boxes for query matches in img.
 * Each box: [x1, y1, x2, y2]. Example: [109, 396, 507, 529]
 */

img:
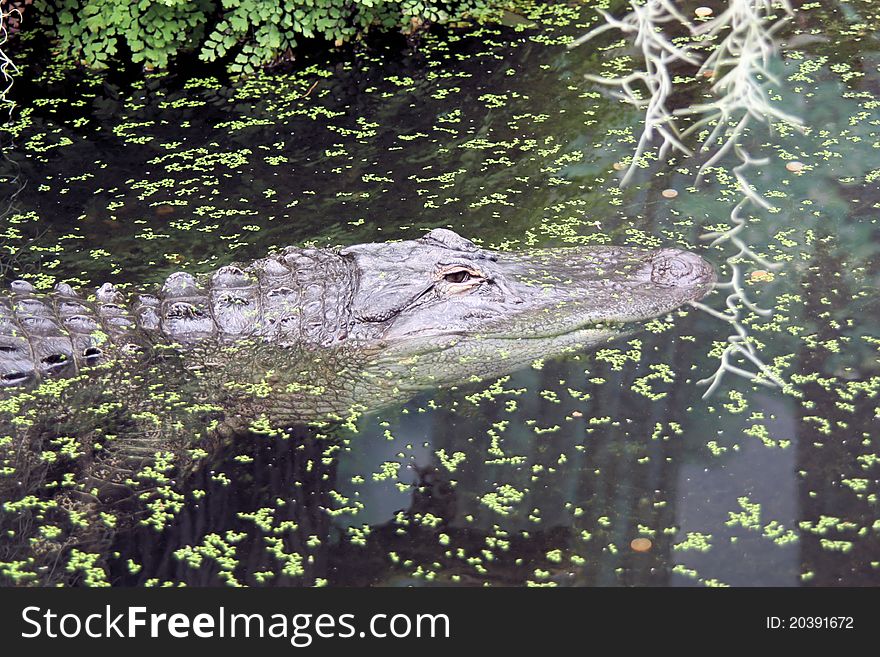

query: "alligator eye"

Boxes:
[444, 271, 471, 284]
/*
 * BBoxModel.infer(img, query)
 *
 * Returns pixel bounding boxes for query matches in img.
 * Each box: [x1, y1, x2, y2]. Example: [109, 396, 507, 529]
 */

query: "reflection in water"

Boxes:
[1, 3, 879, 586]
[796, 238, 880, 586]
[674, 393, 799, 587]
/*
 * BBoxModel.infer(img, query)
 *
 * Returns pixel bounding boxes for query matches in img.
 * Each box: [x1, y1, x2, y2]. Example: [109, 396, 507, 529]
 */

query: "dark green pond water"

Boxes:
[1, 1, 879, 586]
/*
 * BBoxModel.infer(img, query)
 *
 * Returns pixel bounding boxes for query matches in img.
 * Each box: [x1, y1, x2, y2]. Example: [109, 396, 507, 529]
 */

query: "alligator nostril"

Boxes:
[650, 250, 712, 288]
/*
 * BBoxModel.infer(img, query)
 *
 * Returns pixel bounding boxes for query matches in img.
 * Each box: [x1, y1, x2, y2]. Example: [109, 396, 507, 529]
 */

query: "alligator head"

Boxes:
[337, 228, 716, 407]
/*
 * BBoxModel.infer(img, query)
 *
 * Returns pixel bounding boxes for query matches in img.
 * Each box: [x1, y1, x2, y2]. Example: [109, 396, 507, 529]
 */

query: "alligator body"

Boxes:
[1, 228, 718, 433]
[1, 228, 714, 400]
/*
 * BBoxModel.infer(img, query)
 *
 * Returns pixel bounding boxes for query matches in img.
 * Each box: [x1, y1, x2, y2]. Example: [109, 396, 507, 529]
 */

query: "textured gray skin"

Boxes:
[0, 228, 715, 411]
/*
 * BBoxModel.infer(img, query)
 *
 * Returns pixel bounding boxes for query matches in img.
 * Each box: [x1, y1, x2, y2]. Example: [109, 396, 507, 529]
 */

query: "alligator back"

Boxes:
[0, 248, 357, 388]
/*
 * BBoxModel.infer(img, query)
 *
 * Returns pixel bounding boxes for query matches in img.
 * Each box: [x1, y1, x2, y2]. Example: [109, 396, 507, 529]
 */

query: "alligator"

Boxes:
[0, 229, 714, 581]
[1, 225, 716, 428]
[1, 227, 714, 384]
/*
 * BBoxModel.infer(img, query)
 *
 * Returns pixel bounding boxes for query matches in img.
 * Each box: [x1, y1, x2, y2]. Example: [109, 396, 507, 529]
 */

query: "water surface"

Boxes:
[1, 2, 878, 586]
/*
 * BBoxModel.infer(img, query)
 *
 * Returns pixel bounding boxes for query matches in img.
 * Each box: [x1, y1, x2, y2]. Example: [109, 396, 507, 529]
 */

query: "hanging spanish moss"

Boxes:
[570, 0, 801, 398]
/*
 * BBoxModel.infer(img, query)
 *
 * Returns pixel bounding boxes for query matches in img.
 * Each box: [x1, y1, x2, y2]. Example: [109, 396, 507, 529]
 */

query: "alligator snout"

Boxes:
[649, 249, 716, 291]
